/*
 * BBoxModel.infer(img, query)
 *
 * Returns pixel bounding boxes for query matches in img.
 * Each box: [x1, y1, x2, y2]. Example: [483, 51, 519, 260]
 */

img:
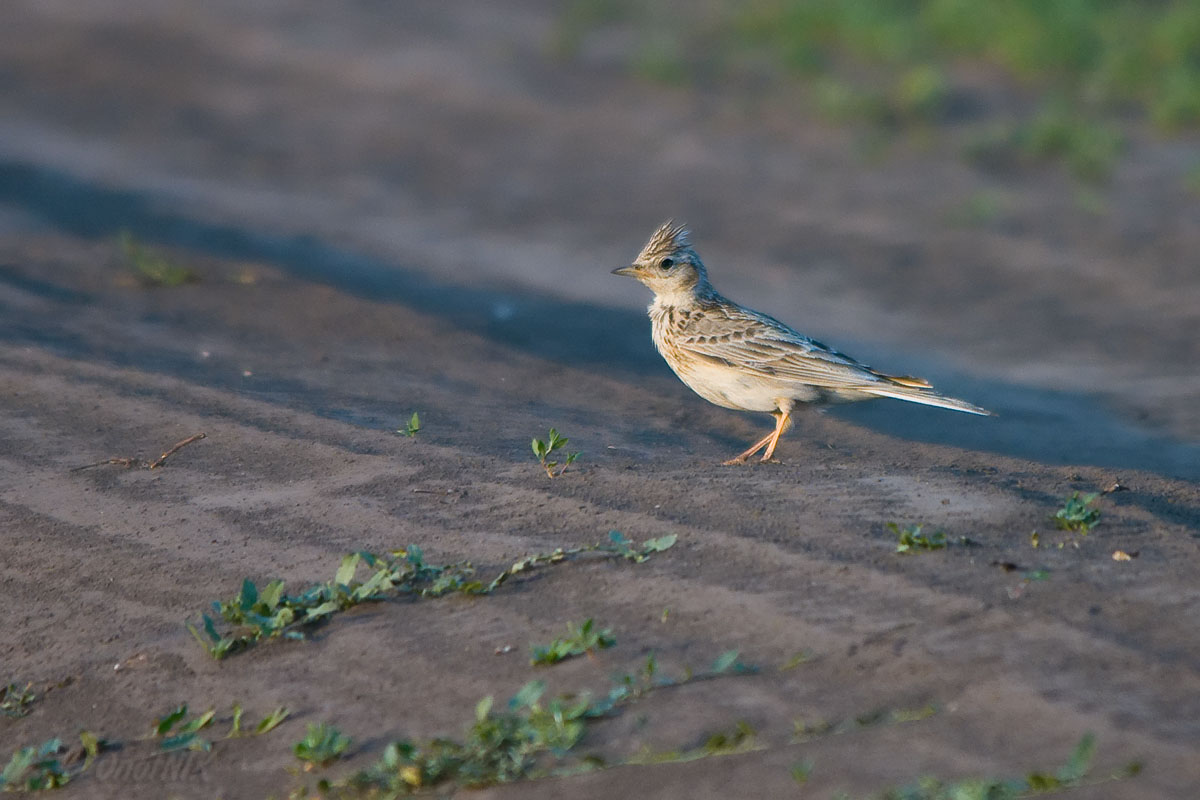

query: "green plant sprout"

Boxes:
[398, 412, 421, 437]
[888, 523, 947, 553]
[152, 703, 289, 752]
[0, 683, 36, 718]
[0, 733, 103, 791]
[532, 428, 580, 477]
[328, 649, 754, 795]
[188, 532, 676, 659]
[119, 231, 198, 287]
[851, 732, 1141, 800]
[294, 723, 352, 769]
[531, 619, 616, 666]
[1053, 492, 1101, 533]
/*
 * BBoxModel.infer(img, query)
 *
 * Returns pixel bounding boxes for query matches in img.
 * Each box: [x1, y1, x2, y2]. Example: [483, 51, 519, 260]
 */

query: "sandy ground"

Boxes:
[2, 2, 1199, 798]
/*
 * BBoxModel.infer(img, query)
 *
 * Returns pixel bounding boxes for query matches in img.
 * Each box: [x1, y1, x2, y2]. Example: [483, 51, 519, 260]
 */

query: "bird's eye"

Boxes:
[659, 257, 674, 270]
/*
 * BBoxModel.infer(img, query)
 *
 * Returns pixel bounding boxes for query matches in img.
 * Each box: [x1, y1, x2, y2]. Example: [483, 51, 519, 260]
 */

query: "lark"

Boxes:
[613, 221, 990, 464]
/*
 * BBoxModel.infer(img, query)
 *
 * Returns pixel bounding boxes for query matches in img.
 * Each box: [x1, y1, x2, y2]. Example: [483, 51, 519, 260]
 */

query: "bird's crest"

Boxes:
[638, 220, 691, 262]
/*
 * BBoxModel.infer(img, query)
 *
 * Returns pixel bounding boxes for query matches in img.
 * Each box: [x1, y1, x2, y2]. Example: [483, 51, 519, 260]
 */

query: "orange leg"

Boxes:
[723, 429, 775, 465]
[723, 410, 793, 465]
[759, 409, 793, 461]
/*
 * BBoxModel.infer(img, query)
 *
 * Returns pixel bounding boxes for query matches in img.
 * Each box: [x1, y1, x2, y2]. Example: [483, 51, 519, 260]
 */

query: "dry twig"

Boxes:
[71, 433, 207, 472]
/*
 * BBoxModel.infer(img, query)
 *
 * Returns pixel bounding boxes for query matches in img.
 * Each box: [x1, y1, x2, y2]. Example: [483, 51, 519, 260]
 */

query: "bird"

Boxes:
[613, 221, 991, 464]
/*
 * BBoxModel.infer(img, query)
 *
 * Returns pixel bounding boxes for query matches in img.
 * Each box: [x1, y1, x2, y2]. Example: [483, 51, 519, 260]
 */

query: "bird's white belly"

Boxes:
[671, 358, 797, 412]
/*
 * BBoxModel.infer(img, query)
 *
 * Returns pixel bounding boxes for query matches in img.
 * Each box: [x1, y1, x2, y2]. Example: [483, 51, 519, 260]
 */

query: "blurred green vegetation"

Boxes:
[556, 0, 1200, 181]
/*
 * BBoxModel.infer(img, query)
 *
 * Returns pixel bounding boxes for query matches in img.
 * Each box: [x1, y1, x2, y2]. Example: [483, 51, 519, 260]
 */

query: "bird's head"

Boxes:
[612, 220, 708, 300]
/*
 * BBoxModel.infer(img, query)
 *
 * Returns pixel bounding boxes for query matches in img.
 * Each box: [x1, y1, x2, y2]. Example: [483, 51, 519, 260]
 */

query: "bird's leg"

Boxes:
[759, 409, 793, 462]
[723, 428, 775, 465]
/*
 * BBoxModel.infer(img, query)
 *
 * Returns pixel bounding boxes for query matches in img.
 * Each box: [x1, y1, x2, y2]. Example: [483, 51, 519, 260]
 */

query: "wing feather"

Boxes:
[675, 303, 887, 390]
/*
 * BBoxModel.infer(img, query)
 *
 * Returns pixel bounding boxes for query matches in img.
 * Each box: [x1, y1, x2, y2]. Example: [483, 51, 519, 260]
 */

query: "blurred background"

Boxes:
[2, 0, 1198, 468]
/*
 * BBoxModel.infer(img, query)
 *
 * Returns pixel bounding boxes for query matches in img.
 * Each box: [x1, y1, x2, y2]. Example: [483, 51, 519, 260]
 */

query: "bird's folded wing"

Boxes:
[676, 309, 887, 389]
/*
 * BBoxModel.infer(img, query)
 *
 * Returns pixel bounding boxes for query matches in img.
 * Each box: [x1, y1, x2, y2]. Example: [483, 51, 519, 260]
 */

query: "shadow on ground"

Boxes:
[3, 159, 1198, 482]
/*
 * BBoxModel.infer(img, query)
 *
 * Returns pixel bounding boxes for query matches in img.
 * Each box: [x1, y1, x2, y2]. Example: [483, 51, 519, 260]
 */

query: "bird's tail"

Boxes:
[864, 373, 992, 416]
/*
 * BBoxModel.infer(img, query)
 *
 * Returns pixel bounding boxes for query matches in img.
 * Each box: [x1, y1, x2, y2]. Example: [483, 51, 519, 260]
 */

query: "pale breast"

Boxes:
[650, 305, 801, 412]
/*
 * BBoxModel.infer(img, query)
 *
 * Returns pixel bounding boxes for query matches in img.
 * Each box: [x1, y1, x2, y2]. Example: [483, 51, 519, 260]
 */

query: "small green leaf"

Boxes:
[335, 553, 361, 587]
[259, 580, 285, 610]
[256, 707, 290, 735]
[78, 731, 101, 772]
[780, 651, 814, 671]
[1056, 732, 1096, 783]
[155, 705, 188, 736]
[178, 708, 215, 734]
[1053, 492, 1102, 532]
[642, 534, 677, 552]
[238, 579, 258, 610]
[404, 411, 421, 437]
[228, 704, 244, 737]
[509, 680, 546, 710]
[475, 696, 494, 722]
[711, 650, 741, 673]
[294, 722, 352, 767]
[1026, 771, 1063, 790]
[158, 731, 190, 751]
[0, 683, 37, 718]
[530, 619, 615, 666]
[305, 601, 341, 620]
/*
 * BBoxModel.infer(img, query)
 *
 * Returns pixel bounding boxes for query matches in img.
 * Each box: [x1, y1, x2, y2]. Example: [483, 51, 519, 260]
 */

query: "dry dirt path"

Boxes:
[1, 2, 1198, 798]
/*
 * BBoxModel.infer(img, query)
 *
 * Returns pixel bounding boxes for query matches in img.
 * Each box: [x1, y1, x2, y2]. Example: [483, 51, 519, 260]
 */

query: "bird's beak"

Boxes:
[611, 265, 639, 277]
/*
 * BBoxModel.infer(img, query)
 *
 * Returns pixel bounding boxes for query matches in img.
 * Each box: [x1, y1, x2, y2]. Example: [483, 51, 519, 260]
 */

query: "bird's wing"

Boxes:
[675, 303, 888, 389]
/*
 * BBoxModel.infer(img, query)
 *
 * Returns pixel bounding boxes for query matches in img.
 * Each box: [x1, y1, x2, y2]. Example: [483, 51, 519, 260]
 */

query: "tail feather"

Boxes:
[886, 374, 933, 389]
[863, 382, 992, 416]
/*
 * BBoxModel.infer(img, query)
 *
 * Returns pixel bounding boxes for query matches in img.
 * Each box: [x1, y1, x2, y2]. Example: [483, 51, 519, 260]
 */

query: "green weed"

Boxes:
[153, 703, 289, 752]
[255, 706, 291, 736]
[813, 66, 949, 128]
[779, 651, 815, 671]
[1020, 107, 1124, 182]
[1053, 492, 1101, 533]
[153, 705, 216, 753]
[792, 703, 938, 743]
[328, 649, 754, 795]
[0, 739, 69, 791]
[0, 733, 103, 792]
[189, 532, 676, 659]
[964, 108, 1124, 183]
[633, 33, 689, 85]
[850, 733, 1141, 799]
[888, 523, 947, 554]
[531, 619, 615, 666]
[627, 721, 760, 765]
[699, 721, 759, 757]
[397, 412, 420, 438]
[531, 428, 580, 477]
[0, 683, 36, 718]
[295, 723, 353, 769]
[557, 1, 1199, 176]
[119, 231, 198, 287]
